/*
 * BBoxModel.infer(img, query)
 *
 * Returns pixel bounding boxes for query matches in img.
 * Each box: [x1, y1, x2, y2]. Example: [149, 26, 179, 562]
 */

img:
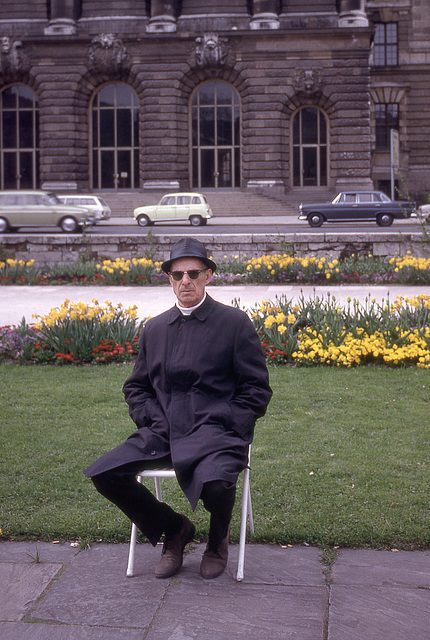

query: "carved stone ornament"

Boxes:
[88, 34, 128, 75]
[292, 69, 323, 98]
[0, 37, 27, 81]
[194, 33, 231, 68]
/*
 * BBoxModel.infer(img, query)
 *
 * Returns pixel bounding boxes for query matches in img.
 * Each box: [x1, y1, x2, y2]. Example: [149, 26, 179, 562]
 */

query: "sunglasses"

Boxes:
[169, 269, 208, 281]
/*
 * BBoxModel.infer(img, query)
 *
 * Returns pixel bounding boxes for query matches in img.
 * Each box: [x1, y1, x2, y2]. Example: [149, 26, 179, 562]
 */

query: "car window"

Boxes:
[192, 196, 201, 204]
[344, 194, 356, 203]
[177, 196, 191, 205]
[98, 198, 108, 206]
[358, 193, 372, 203]
[82, 198, 95, 205]
[160, 196, 175, 206]
[0, 194, 19, 205]
[24, 195, 42, 205]
[380, 193, 391, 202]
[47, 193, 61, 205]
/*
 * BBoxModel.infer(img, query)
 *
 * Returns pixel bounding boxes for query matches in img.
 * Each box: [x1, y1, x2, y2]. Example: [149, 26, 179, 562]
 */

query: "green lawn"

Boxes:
[0, 364, 429, 549]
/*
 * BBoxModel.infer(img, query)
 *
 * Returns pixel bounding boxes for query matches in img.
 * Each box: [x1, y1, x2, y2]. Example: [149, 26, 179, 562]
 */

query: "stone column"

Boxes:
[147, 0, 177, 33]
[45, 0, 79, 35]
[338, 0, 368, 27]
[250, 0, 279, 30]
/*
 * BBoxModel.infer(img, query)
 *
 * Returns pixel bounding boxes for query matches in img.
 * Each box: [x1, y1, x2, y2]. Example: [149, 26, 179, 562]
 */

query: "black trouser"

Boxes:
[91, 458, 236, 547]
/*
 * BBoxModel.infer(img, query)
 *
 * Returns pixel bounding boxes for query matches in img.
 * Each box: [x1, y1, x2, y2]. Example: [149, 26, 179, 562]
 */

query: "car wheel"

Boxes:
[189, 215, 204, 227]
[137, 214, 151, 227]
[0, 216, 10, 233]
[59, 216, 79, 233]
[308, 213, 324, 227]
[376, 213, 394, 227]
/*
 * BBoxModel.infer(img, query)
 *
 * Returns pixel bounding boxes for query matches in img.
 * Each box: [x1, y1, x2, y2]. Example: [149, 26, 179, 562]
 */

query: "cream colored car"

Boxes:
[0, 190, 95, 233]
[133, 192, 213, 227]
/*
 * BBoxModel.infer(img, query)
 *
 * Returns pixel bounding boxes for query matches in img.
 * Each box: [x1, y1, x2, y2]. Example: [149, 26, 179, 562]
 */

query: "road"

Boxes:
[4, 217, 423, 236]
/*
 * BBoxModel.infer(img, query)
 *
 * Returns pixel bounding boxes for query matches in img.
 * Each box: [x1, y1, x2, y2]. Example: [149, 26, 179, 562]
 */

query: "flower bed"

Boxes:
[1, 252, 430, 285]
[1, 294, 429, 368]
[0, 300, 143, 365]
[251, 294, 430, 369]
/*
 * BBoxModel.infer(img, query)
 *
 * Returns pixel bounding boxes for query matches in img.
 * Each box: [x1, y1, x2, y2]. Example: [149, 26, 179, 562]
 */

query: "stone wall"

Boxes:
[1, 232, 429, 266]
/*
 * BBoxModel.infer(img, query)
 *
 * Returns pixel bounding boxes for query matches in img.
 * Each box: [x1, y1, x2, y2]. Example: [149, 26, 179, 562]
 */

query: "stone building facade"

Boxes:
[0, 1, 428, 200]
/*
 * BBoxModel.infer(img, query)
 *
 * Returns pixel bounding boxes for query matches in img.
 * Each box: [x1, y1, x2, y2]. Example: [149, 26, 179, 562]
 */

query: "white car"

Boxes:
[418, 204, 430, 222]
[57, 194, 111, 222]
[133, 192, 213, 227]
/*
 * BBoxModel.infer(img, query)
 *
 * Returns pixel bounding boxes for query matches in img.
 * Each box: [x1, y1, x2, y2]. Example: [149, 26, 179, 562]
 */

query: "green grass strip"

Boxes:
[0, 364, 428, 549]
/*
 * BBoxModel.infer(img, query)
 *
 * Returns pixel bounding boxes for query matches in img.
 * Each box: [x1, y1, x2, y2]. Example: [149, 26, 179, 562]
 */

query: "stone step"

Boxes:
[94, 188, 336, 218]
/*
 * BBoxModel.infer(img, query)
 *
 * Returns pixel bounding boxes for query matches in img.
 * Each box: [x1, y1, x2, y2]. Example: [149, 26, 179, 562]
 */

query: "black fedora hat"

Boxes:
[161, 238, 217, 274]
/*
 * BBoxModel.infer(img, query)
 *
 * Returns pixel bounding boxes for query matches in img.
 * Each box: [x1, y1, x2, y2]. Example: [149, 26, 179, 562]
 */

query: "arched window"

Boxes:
[91, 83, 139, 189]
[0, 85, 39, 189]
[191, 81, 241, 189]
[293, 107, 327, 187]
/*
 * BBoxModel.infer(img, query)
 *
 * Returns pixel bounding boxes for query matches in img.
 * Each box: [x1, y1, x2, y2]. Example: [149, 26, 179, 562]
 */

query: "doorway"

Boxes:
[91, 83, 139, 189]
[0, 85, 39, 189]
[293, 107, 327, 187]
[191, 81, 241, 189]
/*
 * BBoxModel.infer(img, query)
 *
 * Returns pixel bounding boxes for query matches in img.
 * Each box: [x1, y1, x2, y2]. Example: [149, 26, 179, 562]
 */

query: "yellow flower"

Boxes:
[287, 314, 296, 325]
[264, 315, 276, 328]
[277, 324, 287, 335]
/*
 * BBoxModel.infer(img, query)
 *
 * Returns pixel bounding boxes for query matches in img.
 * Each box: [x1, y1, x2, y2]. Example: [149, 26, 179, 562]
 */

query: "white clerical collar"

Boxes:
[176, 292, 207, 316]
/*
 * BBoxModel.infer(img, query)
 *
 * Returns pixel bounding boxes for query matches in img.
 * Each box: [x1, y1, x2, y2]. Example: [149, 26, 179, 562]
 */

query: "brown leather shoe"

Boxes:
[200, 528, 230, 579]
[155, 515, 195, 579]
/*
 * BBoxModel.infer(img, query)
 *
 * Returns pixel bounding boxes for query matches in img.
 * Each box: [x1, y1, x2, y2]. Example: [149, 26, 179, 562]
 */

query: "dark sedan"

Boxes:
[299, 191, 417, 227]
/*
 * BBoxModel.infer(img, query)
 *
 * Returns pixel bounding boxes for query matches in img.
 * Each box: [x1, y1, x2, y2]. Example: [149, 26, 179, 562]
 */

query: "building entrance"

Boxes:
[0, 85, 39, 189]
[293, 107, 327, 188]
[91, 83, 139, 190]
[191, 81, 241, 189]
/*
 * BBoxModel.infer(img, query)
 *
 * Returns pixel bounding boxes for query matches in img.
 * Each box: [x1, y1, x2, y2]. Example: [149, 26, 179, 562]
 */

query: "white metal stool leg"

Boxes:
[236, 465, 251, 582]
[247, 481, 254, 535]
[126, 470, 175, 577]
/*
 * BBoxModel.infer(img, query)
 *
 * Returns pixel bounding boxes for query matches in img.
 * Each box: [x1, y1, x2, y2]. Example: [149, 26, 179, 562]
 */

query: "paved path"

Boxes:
[2, 284, 430, 327]
[1, 541, 429, 639]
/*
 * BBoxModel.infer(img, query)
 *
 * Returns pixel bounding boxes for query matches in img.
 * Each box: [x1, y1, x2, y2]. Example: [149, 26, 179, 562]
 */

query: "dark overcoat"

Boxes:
[84, 295, 272, 508]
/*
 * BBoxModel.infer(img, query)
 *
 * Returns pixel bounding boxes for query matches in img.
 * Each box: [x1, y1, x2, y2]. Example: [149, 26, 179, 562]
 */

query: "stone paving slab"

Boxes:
[0, 621, 144, 640]
[146, 581, 327, 640]
[327, 548, 430, 640]
[32, 544, 168, 629]
[0, 541, 81, 563]
[328, 586, 430, 640]
[0, 562, 62, 622]
[332, 548, 430, 587]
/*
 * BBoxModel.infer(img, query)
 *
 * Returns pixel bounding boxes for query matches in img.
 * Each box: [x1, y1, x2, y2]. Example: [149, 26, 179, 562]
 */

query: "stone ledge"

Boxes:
[1, 232, 429, 265]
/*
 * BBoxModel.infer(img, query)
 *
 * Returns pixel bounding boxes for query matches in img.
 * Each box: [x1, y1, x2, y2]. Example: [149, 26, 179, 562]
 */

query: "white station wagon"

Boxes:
[133, 192, 213, 227]
[57, 194, 111, 222]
